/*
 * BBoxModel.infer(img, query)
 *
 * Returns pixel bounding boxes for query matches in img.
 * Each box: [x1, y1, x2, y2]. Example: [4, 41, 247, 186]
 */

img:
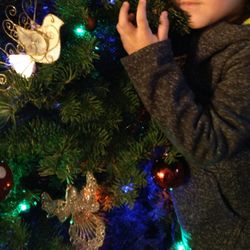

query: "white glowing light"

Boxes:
[8, 54, 35, 78]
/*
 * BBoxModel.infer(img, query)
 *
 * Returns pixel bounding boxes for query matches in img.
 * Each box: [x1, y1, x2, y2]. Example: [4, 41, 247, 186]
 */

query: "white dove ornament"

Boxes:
[16, 13, 64, 64]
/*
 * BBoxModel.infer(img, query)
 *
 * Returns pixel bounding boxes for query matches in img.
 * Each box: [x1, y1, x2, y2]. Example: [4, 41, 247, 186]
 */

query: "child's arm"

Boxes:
[120, 39, 250, 167]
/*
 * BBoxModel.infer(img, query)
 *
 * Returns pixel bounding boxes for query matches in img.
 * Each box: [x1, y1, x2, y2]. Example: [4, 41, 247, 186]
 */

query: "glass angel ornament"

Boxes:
[41, 172, 105, 250]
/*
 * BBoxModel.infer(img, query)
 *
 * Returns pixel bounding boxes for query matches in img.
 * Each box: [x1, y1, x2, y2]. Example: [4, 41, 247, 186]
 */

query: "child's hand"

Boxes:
[116, 0, 169, 55]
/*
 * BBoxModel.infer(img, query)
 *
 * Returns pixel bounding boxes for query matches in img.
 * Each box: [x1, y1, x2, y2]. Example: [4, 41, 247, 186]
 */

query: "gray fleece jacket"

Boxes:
[120, 20, 250, 249]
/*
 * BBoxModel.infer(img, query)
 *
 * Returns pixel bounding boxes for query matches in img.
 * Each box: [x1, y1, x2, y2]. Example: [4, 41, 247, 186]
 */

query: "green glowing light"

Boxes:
[17, 200, 31, 213]
[173, 227, 193, 250]
[175, 242, 185, 250]
[180, 226, 192, 250]
[74, 25, 87, 37]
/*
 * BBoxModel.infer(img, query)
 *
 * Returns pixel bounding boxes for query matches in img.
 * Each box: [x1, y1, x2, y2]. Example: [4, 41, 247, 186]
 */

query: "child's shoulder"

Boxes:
[231, 18, 250, 37]
[220, 20, 250, 53]
[191, 20, 250, 63]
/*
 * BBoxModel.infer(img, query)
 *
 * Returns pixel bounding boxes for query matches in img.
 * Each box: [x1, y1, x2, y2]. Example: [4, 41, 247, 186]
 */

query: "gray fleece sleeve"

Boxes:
[120, 39, 250, 167]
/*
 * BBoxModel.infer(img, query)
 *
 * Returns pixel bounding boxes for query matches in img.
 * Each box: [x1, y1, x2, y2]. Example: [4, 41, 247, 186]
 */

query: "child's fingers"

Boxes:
[136, 0, 149, 30]
[117, 1, 135, 34]
[157, 11, 169, 41]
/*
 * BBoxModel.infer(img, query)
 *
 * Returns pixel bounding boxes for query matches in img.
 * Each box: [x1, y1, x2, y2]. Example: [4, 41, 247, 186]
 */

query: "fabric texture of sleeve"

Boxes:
[120, 39, 250, 167]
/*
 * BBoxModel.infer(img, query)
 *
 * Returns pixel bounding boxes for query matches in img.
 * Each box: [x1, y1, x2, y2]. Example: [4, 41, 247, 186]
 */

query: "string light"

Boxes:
[157, 171, 165, 179]
[108, 0, 116, 5]
[74, 24, 87, 37]
[121, 183, 134, 193]
[175, 242, 185, 250]
[17, 200, 31, 213]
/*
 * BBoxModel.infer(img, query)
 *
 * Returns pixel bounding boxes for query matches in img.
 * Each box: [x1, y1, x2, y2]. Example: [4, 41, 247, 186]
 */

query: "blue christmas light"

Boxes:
[121, 183, 134, 193]
[108, 0, 116, 5]
[52, 101, 62, 110]
[107, 36, 116, 43]
[1, 53, 10, 68]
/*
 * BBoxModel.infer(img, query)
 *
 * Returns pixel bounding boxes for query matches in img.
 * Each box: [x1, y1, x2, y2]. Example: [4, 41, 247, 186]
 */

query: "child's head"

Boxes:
[174, 0, 249, 28]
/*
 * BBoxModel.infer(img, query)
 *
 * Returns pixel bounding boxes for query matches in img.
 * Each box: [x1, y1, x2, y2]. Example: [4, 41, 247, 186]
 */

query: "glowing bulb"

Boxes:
[74, 25, 87, 37]
[20, 204, 27, 211]
[17, 200, 31, 213]
[121, 183, 134, 193]
[108, 0, 116, 5]
[175, 242, 185, 250]
[8, 54, 35, 78]
[157, 171, 165, 179]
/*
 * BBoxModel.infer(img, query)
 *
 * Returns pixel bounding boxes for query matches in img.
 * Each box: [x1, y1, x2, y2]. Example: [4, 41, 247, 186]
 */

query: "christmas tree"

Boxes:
[0, 0, 192, 249]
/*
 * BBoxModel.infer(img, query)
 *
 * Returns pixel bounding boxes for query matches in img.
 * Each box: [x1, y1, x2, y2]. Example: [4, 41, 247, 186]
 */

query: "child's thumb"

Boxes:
[158, 11, 169, 41]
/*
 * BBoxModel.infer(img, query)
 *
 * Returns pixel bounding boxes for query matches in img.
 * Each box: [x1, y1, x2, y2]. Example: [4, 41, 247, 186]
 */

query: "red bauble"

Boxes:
[152, 158, 189, 189]
[86, 16, 97, 31]
[0, 161, 13, 201]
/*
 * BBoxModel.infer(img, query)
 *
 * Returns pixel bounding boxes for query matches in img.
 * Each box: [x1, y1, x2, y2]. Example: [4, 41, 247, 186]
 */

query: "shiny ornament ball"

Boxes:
[152, 158, 189, 189]
[86, 16, 97, 31]
[0, 162, 13, 201]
